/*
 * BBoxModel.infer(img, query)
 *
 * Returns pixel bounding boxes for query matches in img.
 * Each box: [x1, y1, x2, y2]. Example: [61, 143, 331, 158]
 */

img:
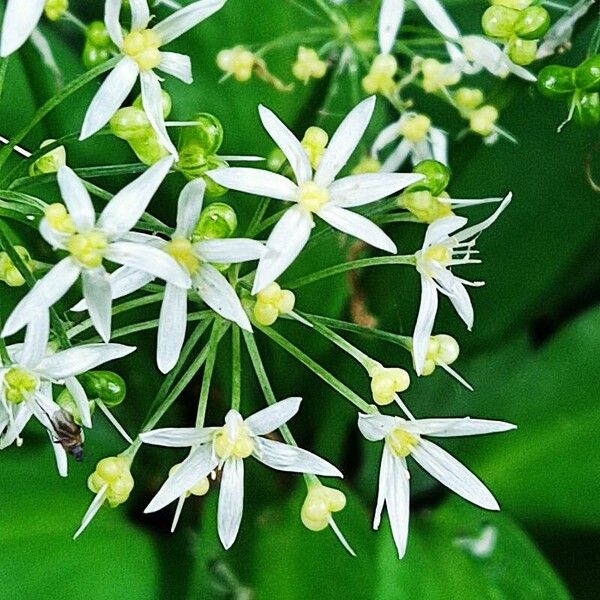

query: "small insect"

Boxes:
[48, 408, 84, 462]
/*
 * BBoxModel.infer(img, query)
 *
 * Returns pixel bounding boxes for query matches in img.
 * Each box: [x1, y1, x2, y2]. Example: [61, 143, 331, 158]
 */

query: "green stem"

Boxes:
[231, 326, 241, 412]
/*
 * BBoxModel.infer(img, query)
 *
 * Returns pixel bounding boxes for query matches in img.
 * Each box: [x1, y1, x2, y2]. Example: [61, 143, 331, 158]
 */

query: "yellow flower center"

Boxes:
[169, 463, 210, 497]
[166, 237, 200, 275]
[399, 114, 431, 143]
[4, 367, 39, 404]
[424, 243, 452, 265]
[213, 424, 254, 459]
[401, 190, 453, 223]
[386, 427, 419, 458]
[45, 203, 76, 234]
[122, 29, 162, 70]
[44, 0, 68, 21]
[88, 456, 134, 507]
[297, 181, 329, 213]
[362, 53, 397, 96]
[67, 230, 108, 269]
[421, 58, 461, 93]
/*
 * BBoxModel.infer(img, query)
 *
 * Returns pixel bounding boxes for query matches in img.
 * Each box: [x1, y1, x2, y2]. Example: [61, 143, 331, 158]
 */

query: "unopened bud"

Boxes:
[292, 47, 327, 83]
[78, 370, 126, 407]
[301, 484, 346, 532]
[28, 140, 66, 176]
[193, 202, 238, 241]
[369, 365, 410, 406]
[253, 282, 296, 326]
[217, 46, 256, 81]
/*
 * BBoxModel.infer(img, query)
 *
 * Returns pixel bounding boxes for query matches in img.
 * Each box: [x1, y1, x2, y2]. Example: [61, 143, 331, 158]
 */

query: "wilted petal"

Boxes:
[140, 70, 178, 157]
[175, 179, 205, 238]
[403, 417, 517, 438]
[195, 238, 265, 264]
[358, 413, 396, 442]
[65, 376, 92, 428]
[217, 457, 244, 549]
[20, 310, 49, 369]
[207, 167, 298, 201]
[158, 51, 193, 83]
[82, 268, 113, 342]
[57, 166, 95, 232]
[412, 275, 438, 375]
[140, 426, 217, 447]
[378, 0, 404, 54]
[0, 0, 45, 57]
[245, 397, 302, 436]
[157, 284, 188, 373]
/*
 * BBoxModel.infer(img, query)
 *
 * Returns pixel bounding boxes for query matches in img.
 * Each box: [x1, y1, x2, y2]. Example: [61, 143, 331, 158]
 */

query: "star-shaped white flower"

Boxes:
[80, 0, 226, 156]
[141, 397, 342, 548]
[358, 412, 516, 558]
[72, 179, 265, 373]
[207, 97, 423, 294]
[412, 193, 512, 374]
[0, 312, 134, 475]
[0, 0, 46, 57]
[2, 156, 189, 342]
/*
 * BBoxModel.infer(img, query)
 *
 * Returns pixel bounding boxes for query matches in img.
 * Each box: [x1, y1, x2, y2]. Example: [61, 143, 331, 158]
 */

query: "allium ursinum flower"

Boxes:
[358, 413, 516, 558]
[140, 397, 342, 549]
[72, 179, 265, 373]
[208, 97, 423, 294]
[372, 113, 448, 171]
[412, 193, 512, 375]
[1, 156, 189, 342]
[80, 0, 226, 156]
[0, 312, 135, 476]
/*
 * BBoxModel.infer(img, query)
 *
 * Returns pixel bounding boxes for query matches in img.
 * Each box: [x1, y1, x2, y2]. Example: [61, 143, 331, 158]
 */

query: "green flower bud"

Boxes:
[86, 21, 112, 47]
[491, 0, 532, 9]
[28, 139, 66, 176]
[514, 6, 550, 40]
[267, 148, 286, 172]
[129, 133, 170, 166]
[110, 107, 151, 141]
[56, 388, 95, 426]
[537, 65, 576, 99]
[44, 0, 68, 21]
[78, 371, 126, 407]
[481, 6, 519, 39]
[575, 55, 600, 92]
[133, 90, 172, 119]
[412, 159, 451, 196]
[193, 202, 238, 241]
[178, 113, 224, 156]
[574, 92, 600, 128]
[0, 246, 33, 287]
[82, 42, 113, 70]
[507, 37, 537, 66]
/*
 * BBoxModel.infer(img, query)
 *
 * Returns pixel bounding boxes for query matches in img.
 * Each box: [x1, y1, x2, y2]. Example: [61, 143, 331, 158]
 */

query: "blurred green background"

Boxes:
[0, 0, 598, 598]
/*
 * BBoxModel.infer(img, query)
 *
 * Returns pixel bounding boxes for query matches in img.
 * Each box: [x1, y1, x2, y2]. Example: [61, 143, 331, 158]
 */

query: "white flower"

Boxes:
[372, 113, 448, 172]
[72, 179, 264, 373]
[358, 413, 516, 558]
[0, 0, 45, 57]
[80, 0, 226, 156]
[207, 97, 423, 293]
[141, 397, 342, 548]
[412, 193, 511, 374]
[2, 156, 189, 342]
[0, 312, 135, 475]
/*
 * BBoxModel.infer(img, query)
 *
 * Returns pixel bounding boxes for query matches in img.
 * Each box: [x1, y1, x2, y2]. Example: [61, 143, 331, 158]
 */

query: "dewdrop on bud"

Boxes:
[369, 365, 410, 406]
[292, 47, 327, 83]
[28, 140, 66, 176]
[44, 0, 68, 21]
[217, 46, 256, 81]
[78, 370, 126, 408]
[469, 105, 499, 136]
[169, 464, 210, 498]
[398, 114, 431, 143]
[253, 282, 295, 326]
[88, 456, 134, 507]
[301, 484, 346, 532]
[454, 87, 484, 110]
[352, 156, 381, 174]
[420, 58, 461, 93]
[0, 246, 33, 287]
[194, 203, 238, 241]
[362, 54, 397, 95]
[301, 126, 328, 170]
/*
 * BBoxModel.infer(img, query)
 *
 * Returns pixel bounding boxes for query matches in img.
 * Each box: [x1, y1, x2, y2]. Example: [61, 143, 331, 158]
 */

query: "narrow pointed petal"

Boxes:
[152, 0, 226, 45]
[315, 96, 376, 187]
[378, 0, 404, 54]
[56, 166, 95, 231]
[254, 437, 342, 477]
[245, 397, 302, 436]
[195, 238, 265, 264]
[130, 0, 151, 30]
[251, 205, 312, 294]
[423, 214, 467, 247]
[433, 267, 474, 329]
[386, 454, 410, 558]
[65, 376, 92, 428]
[381, 139, 412, 172]
[429, 127, 449, 165]
[80, 58, 139, 140]
[74, 487, 108, 539]
[194, 264, 251, 331]
[206, 167, 298, 201]
[171, 495, 186, 533]
[358, 413, 396, 442]
[258, 105, 311, 185]
[38, 343, 135, 380]
[412, 275, 439, 375]
[412, 439, 500, 510]
[158, 51, 193, 83]
[317, 205, 397, 253]
[374, 447, 389, 530]
[217, 457, 244, 549]
[2, 258, 80, 337]
[403, 417, 517, 438]
[329, 172, 423, 208]
[140, 426, 217, 447]
[157, 284, 188, 373]
[414, 0, 460, 40]
[82, 268, 113, 342]
[49, 432, 69, 477]
[454, 192, 512, 242]
[104, 0, 124, 47]
[20, 311, 49, 369]
[175, 179, 205, 238]
[140, 70, 178, 157]
[371, 121, 401, 157]
[0, 0, 45, 57]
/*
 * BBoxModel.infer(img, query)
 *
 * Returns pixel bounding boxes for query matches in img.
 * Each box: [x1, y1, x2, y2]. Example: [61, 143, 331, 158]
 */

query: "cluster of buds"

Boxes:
[453, 87, 499, 138]
[418, 335, 460, 377]
[253, 282, 295, 326]
[481, 0, 550, 65]
[88, 457, 134, 507]
[362, 54, 398, 96]
[301, 484, 346, 531]
[0, 245, 33, 287]
[82, 21, 115, 70]
[292, 47, 327, 84]
[28, 139, 67, 176]
[369, 365, 410, 406]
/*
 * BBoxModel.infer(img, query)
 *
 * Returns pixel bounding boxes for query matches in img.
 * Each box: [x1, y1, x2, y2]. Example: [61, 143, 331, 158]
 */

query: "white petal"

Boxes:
[80, 57, 139, 140]
[175, 179, 205, 238]
[0, 0, 45, 56]
[217, 457, 244, 549]
[378, 0, 404, 54]
[244, 397, 302, 436]
[73, 487, 108, 539]
[414, 0, 460, 40]
[49, 431, 69, 477]
[56, 166, 96, 232]
[194, 264, 251, 331]
[411, 439, 499, 510]
[315, 96, 376, 187]
[403, 417, 517, 438]
[82, 268, 113, 342]
[39, 218, 69, 250]
[157, 284, 188, 373]
[37, 343, 135, 380]
[329, 172, 423, 208]
[104, 0, 124, 47]
[65, 376, 92, 428]
[140, 70, 178, 157]
[412, 275, 438, 375]
[386, 452, 410, 558]
[251, 205, 312, 294]
[434, 268, 473, 329]
[429, 127, 449, 165]
[206, 167, 298, 202]
[371, 121, 401, 157]
[145, 444, 218, 513]
[140, 426, 217, 447]
[381, 139, 412, 172]
[258, 105, 311, 185]
[357, 413, 396, 441]
[317, 205, 396, 253]
[152, 0, 226, 45]
[158, 51, 193, 83]
[423, 214, 467, 248]
[454, 192, 512, 242]
[20, 310, 49, 369]
[195, 238, 265, 264]
[105, 242, 190, 288]
[130, 0, 151, 30]
[2, 258, 80, 337]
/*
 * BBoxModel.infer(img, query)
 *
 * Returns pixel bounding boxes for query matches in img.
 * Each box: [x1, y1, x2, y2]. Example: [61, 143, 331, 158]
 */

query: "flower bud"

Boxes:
[292, 47, 327, 83]
[88, 456, 134, 507]
[454, 87, 484, 110]
[301, 126, 328, 170]
[369, 365, 410, 405]
[253, 282, 295, 326]
[469, 105, 498, 136]
[301, 485, 346, 532]
[537, 65, 576, 99]
[421, 58, 461, 92]
[361, 54, 397, 96]
[86, 21, 112, 47]
[514, 6, 550, 40]
[507, 38, 537, 66]
[217, 46, 256, 81]
[56, 388, 95, 425]
[416, 334, 460, 376]
[193, 202, 238, 241]
[481, 6, 519, 39]
[44, 0, 68, 21]
[352, 156, 381, 174]
[0, 246, 33, 287]
[28, 139, 66, 176]
[267, 148, 287, 172]
[78, 370, 126, 407]
[574, 55, 600, 92]
[129, 133, 170, 166]
[400, 190, 452, 223]
[82, 42, 113, 70]
[133, 90, 172, 120]
[178, 113, 224, 157]
[110, 107, 151, 141]
[412, 159, 450, 196]
[574, 92, 600, 128]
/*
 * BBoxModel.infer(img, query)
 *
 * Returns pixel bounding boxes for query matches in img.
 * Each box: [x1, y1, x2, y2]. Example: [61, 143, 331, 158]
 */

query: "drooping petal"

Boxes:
[82, 268, 113, 342]
[381, 139, 412, 172]
[194, 264, 251, 331]
[454, 192, 512, 242]
[258, 105, 312, 185]
[315, 96, 376, 187]
[245, 396, 302, 436]
[414, 0, 460, 41]
[157, 284, 188, 373]
[104, 0, 124, 47]
[378, 0, 404, 54]
[433, 267, 474, 329]
[385, 452, 411, 559]
[357, 413, 396, 442]
[329, 172, 423, 208]
[49, 431, 69, 477]
[158, 51, 193, 83]
[140, 70, 178, 157]
[174, 180, 205, 239]
[152, 0, 226, 45]
[140, 426, 217, 447]
[56, 166, 96, 232]
[254, 437, 342, 477]
[423, 214, 467, 248]
[195, 238, 265, 264]
[317, 205, 397, 253]
[73, 486, 108, 539]
[65, 376, 92, 428]
[371, 121, 401, 157]
[429, 127, 449, 165]
[412, 275, 439, 375]
[129, 0, 151, 31]
[0, 0, 45, 57]
[411, 439, 500, 510]
[80, 57, 139, 141]
[2, 257, 81, 337]
[206, 167, 298, 202]
[217, 457, 244, 549]
[403, 417, 517, 438]
[20, 310, 49, 369]
[251, 205, 313, 294]
[373, 447, 389, 530]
